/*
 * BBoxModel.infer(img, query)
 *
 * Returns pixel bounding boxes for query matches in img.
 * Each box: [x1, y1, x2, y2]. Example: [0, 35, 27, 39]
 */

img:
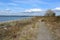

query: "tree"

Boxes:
[44, 9, 55, 16]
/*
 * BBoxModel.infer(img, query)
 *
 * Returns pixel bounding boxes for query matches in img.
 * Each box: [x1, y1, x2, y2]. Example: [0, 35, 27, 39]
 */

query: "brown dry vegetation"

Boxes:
[0, 16, 60, 40]
[0, 17, 40, 40]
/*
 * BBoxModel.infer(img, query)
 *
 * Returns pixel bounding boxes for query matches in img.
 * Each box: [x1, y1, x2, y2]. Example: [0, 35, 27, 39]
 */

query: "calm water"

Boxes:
[0, 11, 60, 22]
[0, 16, 31, 22]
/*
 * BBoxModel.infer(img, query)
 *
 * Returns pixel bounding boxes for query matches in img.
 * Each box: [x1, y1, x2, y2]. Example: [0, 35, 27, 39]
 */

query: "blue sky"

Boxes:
[0, 0, 60, 15]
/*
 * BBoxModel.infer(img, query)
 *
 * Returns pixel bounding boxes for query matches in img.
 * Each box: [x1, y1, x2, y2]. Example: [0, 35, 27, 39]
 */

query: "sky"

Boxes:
[0, 0, 60, 15]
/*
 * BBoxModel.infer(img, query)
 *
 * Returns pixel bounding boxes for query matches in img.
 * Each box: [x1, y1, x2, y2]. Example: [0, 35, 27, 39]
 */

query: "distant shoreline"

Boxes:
[0, 15, 34, 17]
[0, 17, 34, 24]
[0, 16, 60, 24]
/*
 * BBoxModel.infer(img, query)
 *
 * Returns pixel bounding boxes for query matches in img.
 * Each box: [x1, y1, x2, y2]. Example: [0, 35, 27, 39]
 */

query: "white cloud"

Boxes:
[24, 8, 42, 12]
[0, 8, 44, 16]
[53, 7, 60, 10]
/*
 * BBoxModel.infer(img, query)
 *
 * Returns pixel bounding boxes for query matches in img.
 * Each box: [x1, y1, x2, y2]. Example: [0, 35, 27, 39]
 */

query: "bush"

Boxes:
[44, 9, 56, 16]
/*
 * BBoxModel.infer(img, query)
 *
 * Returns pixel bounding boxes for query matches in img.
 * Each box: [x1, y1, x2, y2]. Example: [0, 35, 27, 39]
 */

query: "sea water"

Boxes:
[0, 16, 31, 22]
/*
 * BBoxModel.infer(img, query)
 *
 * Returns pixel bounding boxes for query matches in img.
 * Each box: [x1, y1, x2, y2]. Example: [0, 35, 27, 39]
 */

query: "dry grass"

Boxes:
[0, 16, 60, 40]
[0, 16, 40, 40]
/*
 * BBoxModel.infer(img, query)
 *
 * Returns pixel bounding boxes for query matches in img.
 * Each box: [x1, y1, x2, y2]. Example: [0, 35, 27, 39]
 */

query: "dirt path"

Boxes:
[7, 19, 54, 40]
[11, 20, 54, 40]
[36, 20, 53, 40]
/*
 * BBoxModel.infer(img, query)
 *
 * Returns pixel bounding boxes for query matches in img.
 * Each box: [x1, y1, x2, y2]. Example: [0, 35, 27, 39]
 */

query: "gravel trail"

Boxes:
[36, 20, 53, 40]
